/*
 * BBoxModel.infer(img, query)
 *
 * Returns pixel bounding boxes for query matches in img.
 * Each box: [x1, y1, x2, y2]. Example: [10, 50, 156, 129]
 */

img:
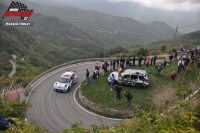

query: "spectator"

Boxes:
[114, 84, 122, 100]
[124, 90, 132, 107]
[146, 57, 150, 68]
[92, 72, 97, 85]
[171, 71, 176, 80]
[153, 55, 157, 65]
[180, 51, 184, 59]
[151, 56, 154, 66]
[105, 61, 109, 72]
[175, 52, 178, 59]
[169, 54, 173, 65]
[138, 56, 142, 67]
[120, 62, 124, 69]
[113, 58, 116, 70]
[155, 64, 162, 76]
[163, 59, 167, 70]
[0, 115, 16, 131]
[195, 48, 198, 55]
[95, 69, 98, 78]
[86, 69, 89, 84]
[133, 56, 135, 66]
[178, 59, 184, 73]
[125, 58, 129, 69]
[110, 59, 113, 71]
[184, 55, 190, 69]
[116, 58, 119, 68]
[128, 57, 132, 66]
[95, 63, 99, 76]
[144, 57, 146, 65]
[173, 56, 178, 64]
[110, 74, 115, 91]
[102, 62, 106, 76]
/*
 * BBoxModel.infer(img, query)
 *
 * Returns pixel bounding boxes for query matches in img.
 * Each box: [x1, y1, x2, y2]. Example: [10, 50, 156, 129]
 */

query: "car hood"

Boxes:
[55, 82, 68, 88]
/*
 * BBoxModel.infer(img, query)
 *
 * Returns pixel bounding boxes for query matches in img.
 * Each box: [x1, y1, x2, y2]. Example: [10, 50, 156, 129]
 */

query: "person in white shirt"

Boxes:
[178, 59, 184, 73]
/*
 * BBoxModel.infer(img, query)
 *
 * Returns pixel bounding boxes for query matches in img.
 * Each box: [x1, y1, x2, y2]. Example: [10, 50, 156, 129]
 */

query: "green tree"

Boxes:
[161, 45, 166, 51]
[136, 47, 148, 56]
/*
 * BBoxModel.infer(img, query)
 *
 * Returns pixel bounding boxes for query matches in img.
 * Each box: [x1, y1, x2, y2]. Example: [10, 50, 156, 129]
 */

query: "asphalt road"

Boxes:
[9, 60, 17, 77]
[27, 62, 125, 133]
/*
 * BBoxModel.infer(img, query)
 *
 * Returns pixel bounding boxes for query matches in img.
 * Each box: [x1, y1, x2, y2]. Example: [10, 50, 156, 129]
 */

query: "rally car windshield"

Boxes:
[58, 77, 69, 83]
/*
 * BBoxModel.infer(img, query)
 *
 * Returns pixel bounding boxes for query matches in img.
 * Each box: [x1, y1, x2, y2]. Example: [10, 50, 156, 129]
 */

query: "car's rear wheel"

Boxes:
[135, 83, 143, 89]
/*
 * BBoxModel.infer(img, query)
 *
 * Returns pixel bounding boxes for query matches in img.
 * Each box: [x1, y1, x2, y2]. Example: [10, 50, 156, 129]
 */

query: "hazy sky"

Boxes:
[108, 0, 200, 12]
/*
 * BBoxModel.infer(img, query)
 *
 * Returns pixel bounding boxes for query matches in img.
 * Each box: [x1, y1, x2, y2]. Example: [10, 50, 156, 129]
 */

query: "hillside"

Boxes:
[0, 3, 108, 76]
[3, 0, 179, 47]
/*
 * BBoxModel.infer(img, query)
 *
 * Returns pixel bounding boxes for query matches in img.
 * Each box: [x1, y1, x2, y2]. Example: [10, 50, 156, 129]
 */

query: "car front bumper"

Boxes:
[53, 87, 68, 92]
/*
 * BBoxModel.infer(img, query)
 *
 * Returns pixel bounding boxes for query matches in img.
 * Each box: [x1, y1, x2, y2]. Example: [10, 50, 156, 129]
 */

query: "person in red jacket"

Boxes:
[171, 71, 176, 80]
[146, 57, 150, 68]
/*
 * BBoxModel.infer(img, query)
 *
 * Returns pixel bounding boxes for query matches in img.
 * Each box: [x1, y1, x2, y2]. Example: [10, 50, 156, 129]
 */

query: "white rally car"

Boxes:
[53, 70, 77, 92]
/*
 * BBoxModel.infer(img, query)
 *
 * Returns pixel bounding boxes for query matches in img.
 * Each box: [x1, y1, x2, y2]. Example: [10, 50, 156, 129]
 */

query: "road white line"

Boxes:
[73, 85, 123, 121]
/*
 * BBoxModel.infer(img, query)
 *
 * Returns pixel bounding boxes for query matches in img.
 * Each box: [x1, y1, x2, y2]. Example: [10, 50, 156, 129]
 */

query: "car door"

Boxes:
[138, 75, 145, 84]
[122, 74, 130, 85]
[131, 75, 138, 86]
[69, 76, 73, 87]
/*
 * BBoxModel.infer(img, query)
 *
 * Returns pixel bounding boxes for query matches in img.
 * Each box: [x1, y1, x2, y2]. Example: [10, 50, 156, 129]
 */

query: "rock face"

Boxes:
[78, 89, 133, 118]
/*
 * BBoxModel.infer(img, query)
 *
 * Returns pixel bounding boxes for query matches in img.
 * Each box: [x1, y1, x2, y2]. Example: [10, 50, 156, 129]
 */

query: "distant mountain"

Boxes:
[0, 3, 106, 70]
[3, 0, 180, 47]
[53, 0, 200, 34]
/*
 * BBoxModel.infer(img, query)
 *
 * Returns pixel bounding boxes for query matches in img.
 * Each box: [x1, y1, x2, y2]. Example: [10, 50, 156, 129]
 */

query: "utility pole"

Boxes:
[172, 25, 178, 52]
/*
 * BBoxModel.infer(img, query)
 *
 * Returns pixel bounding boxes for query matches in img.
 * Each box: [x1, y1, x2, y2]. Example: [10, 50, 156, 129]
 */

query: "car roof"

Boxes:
[122, 69, 147, 75]
[61, 70, 75, 78]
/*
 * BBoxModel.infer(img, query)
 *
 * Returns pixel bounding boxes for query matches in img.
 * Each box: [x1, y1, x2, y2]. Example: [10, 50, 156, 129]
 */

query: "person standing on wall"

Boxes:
[86, 69, 89, 84]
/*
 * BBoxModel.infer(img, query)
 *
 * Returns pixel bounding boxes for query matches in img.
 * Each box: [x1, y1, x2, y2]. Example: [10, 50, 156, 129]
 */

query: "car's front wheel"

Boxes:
[67, 87, 70, 92]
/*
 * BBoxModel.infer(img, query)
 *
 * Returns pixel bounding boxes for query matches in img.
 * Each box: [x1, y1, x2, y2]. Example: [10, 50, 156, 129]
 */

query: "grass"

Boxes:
[80, 62, 200, 116]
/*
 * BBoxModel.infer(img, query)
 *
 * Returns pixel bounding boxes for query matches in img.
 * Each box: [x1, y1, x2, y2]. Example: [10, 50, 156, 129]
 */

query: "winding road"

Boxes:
[9, 60, 17, 77]
[27, 62, 125, 133]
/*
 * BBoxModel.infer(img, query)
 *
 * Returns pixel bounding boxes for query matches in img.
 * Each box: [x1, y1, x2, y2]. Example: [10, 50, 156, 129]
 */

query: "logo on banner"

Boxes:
[2, 1, 33, 21]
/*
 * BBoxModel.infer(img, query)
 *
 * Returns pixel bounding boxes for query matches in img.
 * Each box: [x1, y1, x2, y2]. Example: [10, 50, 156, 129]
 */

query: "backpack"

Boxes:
[128, 93, 133, 99]
[92, 73, 97, 79]
[178, 61, 183, 68]
[106, 62, 109, 67]
[125, 92, 132, 99]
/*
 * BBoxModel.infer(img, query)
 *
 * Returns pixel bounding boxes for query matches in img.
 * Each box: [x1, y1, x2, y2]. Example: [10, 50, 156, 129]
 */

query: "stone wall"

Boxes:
[78, 88, 133, 117]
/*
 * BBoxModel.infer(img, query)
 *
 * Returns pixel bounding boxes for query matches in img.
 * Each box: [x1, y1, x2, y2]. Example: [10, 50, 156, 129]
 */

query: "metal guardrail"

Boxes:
[20, 58, 110, 102]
